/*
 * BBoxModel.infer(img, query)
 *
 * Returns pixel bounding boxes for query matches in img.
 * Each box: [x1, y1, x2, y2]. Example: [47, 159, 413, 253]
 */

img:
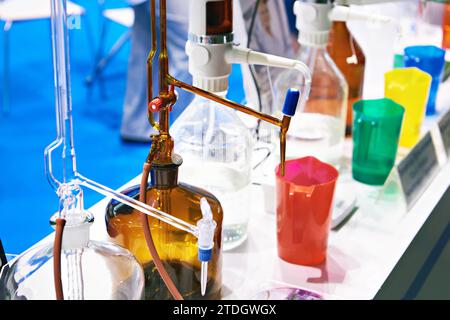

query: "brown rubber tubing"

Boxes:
[53, 218, 66, 300]
[140, 162, 184, 300]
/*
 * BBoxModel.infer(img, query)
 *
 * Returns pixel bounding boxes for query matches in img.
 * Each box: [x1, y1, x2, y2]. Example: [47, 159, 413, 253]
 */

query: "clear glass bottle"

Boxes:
[328, 21, 365, 135]
[105, 159, 223, 300]
[170, 94, 253, 251]
[274, 45, 348, 167]
[1, 203, 144, 300]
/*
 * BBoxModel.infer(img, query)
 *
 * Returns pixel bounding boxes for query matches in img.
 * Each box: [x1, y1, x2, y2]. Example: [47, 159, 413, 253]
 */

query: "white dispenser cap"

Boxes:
[294, 1, 333, 47]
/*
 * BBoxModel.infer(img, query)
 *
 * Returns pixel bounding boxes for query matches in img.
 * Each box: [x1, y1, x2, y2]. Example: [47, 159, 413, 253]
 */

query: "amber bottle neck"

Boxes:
[150, 166, 179, 189]
[149, 153, 183, 189]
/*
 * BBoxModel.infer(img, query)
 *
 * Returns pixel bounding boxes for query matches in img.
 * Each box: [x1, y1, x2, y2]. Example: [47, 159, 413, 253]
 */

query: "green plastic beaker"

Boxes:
[352, 99, 405, 186]
[384, 67, 431, 148]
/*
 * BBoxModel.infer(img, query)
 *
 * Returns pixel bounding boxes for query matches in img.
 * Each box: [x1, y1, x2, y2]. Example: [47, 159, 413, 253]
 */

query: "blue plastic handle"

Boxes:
[282, 88, 300, 117]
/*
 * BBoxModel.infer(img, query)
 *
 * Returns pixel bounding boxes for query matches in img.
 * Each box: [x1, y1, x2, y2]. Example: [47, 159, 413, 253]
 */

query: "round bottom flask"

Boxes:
[0, 214, 144, 300]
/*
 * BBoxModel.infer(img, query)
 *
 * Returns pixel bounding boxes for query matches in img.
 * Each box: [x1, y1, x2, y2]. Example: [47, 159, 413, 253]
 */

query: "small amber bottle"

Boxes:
[105, 155, 223, 300]
[328, 21, 365, 135]
[443, 2, 450, 49]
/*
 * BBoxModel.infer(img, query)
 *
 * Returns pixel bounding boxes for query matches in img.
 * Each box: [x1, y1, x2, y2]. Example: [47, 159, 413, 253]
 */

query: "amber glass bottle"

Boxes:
[443, 2, 450, 49]
[105, 157, 223, 300]
[328, 21, 365, 135]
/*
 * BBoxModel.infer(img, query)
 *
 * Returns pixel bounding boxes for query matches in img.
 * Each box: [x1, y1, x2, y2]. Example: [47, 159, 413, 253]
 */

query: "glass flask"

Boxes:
[105, 159, 223, 300]
[274, 45, 348, 167]
[170, 94, 253, 251]
[327, 21, 365, 135]
[0, 212, 144, 300]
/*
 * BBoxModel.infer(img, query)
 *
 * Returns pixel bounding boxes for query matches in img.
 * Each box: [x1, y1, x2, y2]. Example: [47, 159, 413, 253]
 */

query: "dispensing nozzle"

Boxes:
[280, 89, 301, 176]
[282, 89, 301, 117]
[197, 197, 217, 296]
[329, 5, 398, 27]
[294, 0, 400, 48]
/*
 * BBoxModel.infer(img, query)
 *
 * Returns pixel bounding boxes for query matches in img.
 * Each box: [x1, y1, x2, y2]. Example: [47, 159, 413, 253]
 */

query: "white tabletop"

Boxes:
[17, 83, 450, 300]
[74, 144, 449, 300]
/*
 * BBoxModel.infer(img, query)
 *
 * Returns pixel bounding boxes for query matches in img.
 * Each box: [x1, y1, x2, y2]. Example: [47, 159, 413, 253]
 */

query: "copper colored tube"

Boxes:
[168, 75, 282, 128]
[53, 218, 66, 300]
[168, 76, 289, 175]
[147, 0, 158, 130]
[139, 161, 183, 300]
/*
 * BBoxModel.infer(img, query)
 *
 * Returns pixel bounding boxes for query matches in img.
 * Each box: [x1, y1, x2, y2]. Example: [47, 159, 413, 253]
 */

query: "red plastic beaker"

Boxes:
[275, 157, 339, 266]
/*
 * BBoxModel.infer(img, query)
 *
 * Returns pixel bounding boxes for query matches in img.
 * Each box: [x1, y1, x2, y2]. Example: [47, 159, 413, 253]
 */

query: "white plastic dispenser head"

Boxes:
[187, 0, 234, 92]
[294, 0, 333, 47]
[293, 0, 399, 48]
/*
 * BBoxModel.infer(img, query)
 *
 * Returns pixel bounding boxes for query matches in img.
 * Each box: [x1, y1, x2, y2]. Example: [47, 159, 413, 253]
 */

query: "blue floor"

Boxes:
[0, 0, 245, 255]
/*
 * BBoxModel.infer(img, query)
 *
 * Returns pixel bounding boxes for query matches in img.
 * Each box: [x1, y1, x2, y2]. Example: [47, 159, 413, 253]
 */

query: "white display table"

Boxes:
[17, 85, 450, 300]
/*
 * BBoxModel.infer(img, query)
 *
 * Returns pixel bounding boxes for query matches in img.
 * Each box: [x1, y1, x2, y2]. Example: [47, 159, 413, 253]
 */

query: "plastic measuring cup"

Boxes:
[352, 99, 405, 186]
[404, 45, 446, 115]
[385, 67, 431, 148]
[275, 157, 338, 266]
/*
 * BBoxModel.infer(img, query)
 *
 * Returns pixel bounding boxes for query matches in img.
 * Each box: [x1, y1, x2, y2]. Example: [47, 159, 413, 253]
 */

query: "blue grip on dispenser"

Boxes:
[198, 248, 213, 262]
[282, 88, 300, 117]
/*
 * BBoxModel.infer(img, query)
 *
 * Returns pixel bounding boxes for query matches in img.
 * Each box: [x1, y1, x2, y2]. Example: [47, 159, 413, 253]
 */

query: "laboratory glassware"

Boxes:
[253, 287, 323, 300]
[443, 1, 450, 49]
[105, 0, 308, 300]
[403, 45, 446, 115]
[0, 211, 145, 300]
[328, 20, 365, 135]
[170, 0, 311, 251]
[105, 157, 224, 300]
[385, 67, 432, 148]
[274, 0, 348, 167]
[352, 98, 405, 186]
[276, 156, 338, 266]
[274, 0, 397, 166]
[171, 94, 253, 251]
[0, 0, 144, 300]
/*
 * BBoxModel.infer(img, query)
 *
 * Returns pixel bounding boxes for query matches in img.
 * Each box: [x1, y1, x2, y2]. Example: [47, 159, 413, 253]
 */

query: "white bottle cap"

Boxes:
[193, 76, 229, 93]
[294, 1, 333, 47]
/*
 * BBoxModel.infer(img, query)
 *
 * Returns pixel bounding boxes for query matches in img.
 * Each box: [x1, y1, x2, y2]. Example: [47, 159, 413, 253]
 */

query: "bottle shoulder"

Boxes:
[172, 98, 251, 132]
[171, 98, 253, 151]
[276, 48, 348, 92]
[105, 183, 223, 223]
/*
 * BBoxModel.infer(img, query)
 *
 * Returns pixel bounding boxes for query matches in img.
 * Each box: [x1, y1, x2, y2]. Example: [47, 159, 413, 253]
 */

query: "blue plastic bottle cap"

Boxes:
[282, 88, 300, 117]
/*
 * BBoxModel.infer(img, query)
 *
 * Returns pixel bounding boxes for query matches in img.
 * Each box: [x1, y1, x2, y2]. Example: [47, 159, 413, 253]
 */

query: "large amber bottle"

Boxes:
[105, 155, 223, 300]
[328, 21, 365, 135]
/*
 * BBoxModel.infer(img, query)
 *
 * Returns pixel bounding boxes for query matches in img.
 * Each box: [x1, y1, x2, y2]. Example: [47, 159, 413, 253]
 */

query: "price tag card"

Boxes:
[397, 132, 440, 209]
[438, 110, 450, 158]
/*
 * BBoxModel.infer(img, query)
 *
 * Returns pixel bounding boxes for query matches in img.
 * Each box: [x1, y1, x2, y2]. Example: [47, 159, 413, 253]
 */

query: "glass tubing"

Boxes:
[44, 0, 199, 237]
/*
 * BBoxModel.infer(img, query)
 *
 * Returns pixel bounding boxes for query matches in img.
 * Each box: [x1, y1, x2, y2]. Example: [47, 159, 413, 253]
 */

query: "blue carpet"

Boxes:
[0, 0, 245, 255]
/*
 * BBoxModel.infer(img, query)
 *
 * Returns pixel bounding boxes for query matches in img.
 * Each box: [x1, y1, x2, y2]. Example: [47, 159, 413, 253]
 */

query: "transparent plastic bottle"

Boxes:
[274, 1, 348, 167]
[171, 93, 253, 251]
[275, 46, 347, 167]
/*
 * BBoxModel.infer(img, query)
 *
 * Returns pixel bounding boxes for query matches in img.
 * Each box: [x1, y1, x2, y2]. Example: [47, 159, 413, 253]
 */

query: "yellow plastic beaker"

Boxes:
[384, 67, 432, 148]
